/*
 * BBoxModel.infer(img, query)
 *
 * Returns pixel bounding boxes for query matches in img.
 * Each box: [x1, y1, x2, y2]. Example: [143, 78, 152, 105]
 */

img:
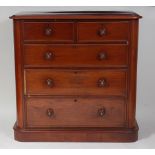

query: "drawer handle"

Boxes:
[98, 28, 106, 36]
[46, 79, 54, 87]
[45, 27, 52, 36]
[98, 78, 106, 87]
[46, 108, 54, 117]
[98, 52, 107, 60]
[98, 107, 106, 117]
[45, 52, 54, 60]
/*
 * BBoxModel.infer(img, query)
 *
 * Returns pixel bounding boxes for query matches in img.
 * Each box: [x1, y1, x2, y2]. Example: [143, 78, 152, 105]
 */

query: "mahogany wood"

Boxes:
[14, 122, 139, 142]
[26, 97, 126, 128]
[23, 22, 74, 42]
[77, 22, 130, 42]
[24, 69, 127, 96]
[23, 44, 128, 68]
[10, 11, 141, 142]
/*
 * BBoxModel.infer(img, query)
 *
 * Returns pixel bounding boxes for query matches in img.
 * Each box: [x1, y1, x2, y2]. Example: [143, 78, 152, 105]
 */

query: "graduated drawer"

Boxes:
[24, 69, 127, 96]
[77, 22, 130, 42]
[26, 97, 126, 128]
[24, 44, 128, 68]
[23, 22, 74, 42]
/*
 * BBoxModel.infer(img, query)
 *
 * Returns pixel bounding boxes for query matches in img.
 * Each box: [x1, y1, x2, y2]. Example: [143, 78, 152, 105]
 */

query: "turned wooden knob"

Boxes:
[44, 52, 54, 60]
[46, 79, 54, 87]
[46, 108, 54, 117]
[98, 107, 106, 117]
[45, 27, 52, 36]
[98, 78, 106, 87]
[98, 28, 106, 36]
[98, 52, 107, 60]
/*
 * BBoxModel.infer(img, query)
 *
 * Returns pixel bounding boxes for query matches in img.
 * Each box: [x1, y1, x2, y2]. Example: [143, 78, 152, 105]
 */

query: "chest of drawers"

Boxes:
[10, 11, 141, 142]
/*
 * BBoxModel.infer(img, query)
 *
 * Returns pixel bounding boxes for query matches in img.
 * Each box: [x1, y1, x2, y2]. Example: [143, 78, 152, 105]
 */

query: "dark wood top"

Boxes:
[10, 11, 142, 20]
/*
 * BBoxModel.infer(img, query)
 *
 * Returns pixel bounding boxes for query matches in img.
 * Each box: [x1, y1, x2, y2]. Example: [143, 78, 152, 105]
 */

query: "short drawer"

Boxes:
[23, 22, 74, 42]
[24, 69, 127, 96]
[24, 44, 128, 68]
[77, 22, 129, 42]
[26, 97, 126, 128]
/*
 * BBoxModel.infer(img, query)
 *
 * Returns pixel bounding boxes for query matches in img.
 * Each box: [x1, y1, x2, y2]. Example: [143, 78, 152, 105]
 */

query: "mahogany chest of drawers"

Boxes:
[10, 11, 141, 142]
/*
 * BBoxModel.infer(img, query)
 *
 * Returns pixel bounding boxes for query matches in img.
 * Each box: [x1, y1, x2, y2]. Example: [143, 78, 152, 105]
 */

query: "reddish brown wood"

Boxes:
[77, 22, 130, 42]
[24, 69, 127, 96]
[23, 22, 74, 42]
[26, 97, 126, 128]
[127, 20, 139, 128]
[14, 122, 138, 142]
[23, 44, 128, 68]
[9, 11, 142, 20]
[11, 11, 141, 142]
[13, 20, 24, 128]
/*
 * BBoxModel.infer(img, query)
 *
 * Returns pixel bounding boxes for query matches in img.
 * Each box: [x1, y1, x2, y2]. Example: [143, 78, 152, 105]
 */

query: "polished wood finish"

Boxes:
[23, 22, 74, 42]
[77, 22, 129, 42]
[24, 44, 128, 68]
[14, 122, 139, 142]
[25, 69, 127, 96]
[11, 11, 141, 142]
[13, 20, 24, 128]
[10, 11, 141, 20]
[26, 97, 126, 128]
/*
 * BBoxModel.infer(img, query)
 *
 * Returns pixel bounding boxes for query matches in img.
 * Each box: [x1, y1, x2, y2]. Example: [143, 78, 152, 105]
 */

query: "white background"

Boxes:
[0, 6, 155, 149]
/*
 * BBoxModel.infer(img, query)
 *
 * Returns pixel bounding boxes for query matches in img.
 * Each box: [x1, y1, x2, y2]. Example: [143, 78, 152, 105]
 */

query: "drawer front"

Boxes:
[25, 69, 127, 96]
[23, 22, 74, 42]
[24, 44, 128, 68]
[26, 97, 126, 128]
[77, 22, 129, 42]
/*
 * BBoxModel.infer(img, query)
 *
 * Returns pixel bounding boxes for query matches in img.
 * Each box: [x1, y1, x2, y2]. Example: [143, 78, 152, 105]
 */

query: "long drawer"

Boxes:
[24, 69, 127, 96]
[26, 97, 126, 128]
[23, 44, 128, 68]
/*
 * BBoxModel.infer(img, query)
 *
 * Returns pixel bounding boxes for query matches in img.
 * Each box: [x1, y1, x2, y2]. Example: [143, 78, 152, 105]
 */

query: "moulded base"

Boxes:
[14, 122, 138, 142]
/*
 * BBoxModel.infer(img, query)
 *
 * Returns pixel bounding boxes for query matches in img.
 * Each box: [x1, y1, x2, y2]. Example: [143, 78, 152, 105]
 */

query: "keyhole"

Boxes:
[74, 99, 78, 102]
